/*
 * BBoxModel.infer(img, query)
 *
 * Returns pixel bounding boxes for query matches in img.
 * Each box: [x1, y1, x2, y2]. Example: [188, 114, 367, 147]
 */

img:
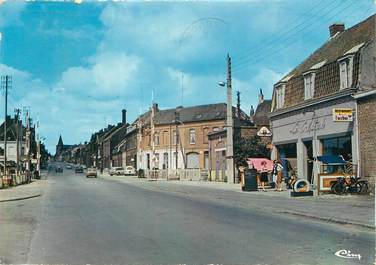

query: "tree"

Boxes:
[234, 135, 270, 168]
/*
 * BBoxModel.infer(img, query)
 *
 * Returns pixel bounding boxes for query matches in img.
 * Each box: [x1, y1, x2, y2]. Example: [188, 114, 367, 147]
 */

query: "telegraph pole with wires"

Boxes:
[1, 75, 11, 186]
[226, 54, 234, 184]
[14, 108, 21, 179]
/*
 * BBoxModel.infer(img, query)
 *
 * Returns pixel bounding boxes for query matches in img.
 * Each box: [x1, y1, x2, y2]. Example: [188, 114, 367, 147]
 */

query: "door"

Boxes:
[186, 152, 199, 169]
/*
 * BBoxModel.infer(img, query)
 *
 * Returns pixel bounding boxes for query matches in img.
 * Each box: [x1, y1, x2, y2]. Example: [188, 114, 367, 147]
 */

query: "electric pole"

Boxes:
[226, 54, 234, 184]
[25, 110, 31, 183]
[1, 75, 11, 185]
[174, 110, 179, 173]
[15, 108, 20, 179]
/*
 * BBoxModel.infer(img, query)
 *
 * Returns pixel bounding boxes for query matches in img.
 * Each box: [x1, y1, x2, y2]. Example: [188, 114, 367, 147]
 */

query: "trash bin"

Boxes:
[243, 168, 258, 191]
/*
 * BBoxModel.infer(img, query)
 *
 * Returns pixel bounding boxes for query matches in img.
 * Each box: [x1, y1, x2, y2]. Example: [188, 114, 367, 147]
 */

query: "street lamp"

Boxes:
[218, 78, 234, 184]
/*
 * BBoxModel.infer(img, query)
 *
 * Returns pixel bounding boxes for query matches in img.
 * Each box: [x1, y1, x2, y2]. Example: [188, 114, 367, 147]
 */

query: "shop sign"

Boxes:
[290, 118, 326, 135]
[333, 108, 353, 122]
[257, 126, 272, 137]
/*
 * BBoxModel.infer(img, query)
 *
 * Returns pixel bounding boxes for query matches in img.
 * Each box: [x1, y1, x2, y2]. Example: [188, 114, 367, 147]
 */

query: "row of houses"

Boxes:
[56, 92, 272, 182]
[57, 15, 375, 188]
[0, 113, 49, 186]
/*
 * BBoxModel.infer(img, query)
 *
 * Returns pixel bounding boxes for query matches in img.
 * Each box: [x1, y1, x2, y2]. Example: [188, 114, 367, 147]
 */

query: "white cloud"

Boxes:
[59, 51, 141, 98]
[0, 1, 26, 28]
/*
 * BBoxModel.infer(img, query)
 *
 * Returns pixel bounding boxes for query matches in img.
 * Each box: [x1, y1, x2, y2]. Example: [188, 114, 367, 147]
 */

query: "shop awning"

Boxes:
[316, 155, 346, 165]
[247, 158, 273, 172]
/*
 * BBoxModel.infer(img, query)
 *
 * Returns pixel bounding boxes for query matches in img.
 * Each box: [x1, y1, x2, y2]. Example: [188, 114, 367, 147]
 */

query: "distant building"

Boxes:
[55, 135, 78, 162]
[137, 103, 252, 181]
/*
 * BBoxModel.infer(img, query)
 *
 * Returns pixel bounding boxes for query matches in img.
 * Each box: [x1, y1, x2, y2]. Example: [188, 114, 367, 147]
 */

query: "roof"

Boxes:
[135, 103, 251, 126]
[253, 100, 272, 126]
[0, 116, 26, 141]
[278, 14, 375, 80]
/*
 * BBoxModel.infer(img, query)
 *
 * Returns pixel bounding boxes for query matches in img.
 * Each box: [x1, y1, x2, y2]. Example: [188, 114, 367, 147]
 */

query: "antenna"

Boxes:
[181, 71, 184, 106]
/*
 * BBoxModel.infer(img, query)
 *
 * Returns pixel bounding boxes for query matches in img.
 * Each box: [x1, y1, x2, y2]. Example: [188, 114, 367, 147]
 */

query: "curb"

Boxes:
[100, 176, 374, 230]
[0, 194, 42, 203]
[277, 210, 374, 230]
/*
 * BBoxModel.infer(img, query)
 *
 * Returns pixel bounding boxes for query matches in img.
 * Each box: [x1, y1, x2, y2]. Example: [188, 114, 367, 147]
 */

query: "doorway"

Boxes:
[303, 141, 313, 183]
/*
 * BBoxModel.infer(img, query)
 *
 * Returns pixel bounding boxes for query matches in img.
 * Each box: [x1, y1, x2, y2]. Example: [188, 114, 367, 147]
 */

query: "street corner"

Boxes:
[0, 181, 45, 203]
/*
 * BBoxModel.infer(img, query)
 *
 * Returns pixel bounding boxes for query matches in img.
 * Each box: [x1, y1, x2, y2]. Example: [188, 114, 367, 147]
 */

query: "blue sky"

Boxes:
[0, 0, 374, 153]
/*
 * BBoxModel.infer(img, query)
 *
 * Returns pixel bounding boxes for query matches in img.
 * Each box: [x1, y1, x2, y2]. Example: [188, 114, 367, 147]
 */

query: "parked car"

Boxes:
[109, 167, 124, 176]
[124, 166, 136, 175]
[75, 166, 84, 173]
[55, 167, 63, 173]
[86, 167, 97, 178]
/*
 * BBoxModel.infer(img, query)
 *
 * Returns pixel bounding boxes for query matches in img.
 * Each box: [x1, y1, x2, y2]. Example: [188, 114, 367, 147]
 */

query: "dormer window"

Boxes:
[338, 56, 353, 89]
[275, 84, 285, 109]
[304, 72, 315, 100]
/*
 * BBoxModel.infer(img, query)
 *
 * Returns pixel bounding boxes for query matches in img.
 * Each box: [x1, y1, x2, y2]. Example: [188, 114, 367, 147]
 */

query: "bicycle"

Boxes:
[330, 176, 368, 195]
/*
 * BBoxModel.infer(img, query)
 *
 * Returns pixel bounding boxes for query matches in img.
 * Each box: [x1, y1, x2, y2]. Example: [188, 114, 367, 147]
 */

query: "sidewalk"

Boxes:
[101, 174, 375, 229]
[0, 172, 48, 202]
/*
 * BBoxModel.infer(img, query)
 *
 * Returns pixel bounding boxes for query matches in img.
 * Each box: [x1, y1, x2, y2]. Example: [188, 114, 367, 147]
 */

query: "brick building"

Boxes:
[138, 103, 251, 179]
[269, 15, 375, 188]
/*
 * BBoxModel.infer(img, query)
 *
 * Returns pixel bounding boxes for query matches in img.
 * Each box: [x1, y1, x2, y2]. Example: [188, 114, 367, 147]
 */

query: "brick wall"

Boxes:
[358, 94, 376, 192]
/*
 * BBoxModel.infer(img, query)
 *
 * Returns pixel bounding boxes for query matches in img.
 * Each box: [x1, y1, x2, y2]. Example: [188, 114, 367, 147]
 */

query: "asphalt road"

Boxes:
[1, 169, 374, 265]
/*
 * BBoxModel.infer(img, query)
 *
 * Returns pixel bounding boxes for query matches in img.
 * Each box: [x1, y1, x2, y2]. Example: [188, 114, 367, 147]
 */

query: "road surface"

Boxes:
[0, 168, 374, 264]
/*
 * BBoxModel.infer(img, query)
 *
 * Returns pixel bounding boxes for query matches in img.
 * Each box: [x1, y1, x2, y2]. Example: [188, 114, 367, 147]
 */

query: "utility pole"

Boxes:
[151, 103, 155, 172]
[1, 75, 11, 185]
[236, 91, 241, 117]
[226, 54, 234, 184]
[15, 108, 20, 179]
[25, 110, 31, 183]
[174, 110, 179, 172]
[36, 120, 40, 179]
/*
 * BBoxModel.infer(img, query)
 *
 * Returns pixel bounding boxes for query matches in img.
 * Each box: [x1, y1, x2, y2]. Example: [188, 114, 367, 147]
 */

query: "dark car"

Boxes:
[75, 167, 84, 173]
[55, 167, 63, 173]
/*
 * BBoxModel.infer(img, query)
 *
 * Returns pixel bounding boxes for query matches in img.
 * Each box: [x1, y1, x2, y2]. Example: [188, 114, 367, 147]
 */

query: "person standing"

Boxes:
[272, 160, 284, 191]
[259, 161, 269, 191]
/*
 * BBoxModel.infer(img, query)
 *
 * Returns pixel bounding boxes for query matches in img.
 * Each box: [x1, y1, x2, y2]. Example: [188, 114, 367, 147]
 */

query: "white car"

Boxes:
[109, 167, 124, 176]
[86, 167, 97, 178]
[124, 166, 136, 175]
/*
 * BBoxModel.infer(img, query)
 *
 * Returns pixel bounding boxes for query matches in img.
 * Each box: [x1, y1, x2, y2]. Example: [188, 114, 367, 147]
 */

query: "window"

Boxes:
[275, 84, 285, 109]
[203, 127, 209, 144]
[163, 152, 168, 169]
[0, 147, 3, 156]
[154, 153, 159, 169]
[172, 130, 179, 145]
[154, 132, 160, 145]
[189, 129, 196, 144]
[304, 73, 315, 100]
[339, 57, 353, 89]
[163, 131, 169, 145]
[146, 154, 150, 169]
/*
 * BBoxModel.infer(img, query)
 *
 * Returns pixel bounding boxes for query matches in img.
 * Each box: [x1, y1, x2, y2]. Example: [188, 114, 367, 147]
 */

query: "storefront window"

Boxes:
[277, 143, 297, 178]
[322, 135, 352, 161]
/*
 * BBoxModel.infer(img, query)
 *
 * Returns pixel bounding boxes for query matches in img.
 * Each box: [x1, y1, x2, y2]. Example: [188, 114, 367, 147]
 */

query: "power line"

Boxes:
[232, 0, 359, 73]
[232, 0, 335, 62]
[233, 0, 353, 70]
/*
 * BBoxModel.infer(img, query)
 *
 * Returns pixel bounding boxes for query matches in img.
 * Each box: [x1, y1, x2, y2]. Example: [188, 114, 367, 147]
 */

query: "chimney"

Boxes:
[122, 109, 127, 125]
[258, 89, 264, 104]
[250, 105, 255, 123]
[329, 23, 345, 37]
[152, 103, 159, 113]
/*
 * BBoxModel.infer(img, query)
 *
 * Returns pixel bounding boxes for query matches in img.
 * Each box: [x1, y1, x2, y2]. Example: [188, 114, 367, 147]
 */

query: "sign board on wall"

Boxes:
[257, 126, 272, 137]
[333, 108, 353, 122]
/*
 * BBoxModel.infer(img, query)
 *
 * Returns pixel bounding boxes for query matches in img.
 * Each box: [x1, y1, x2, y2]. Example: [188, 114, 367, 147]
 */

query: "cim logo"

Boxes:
[335, 249, 361, 260]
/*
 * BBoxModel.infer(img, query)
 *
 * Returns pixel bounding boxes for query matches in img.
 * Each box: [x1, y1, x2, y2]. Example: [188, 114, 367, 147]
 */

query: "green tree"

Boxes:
[234, 136, 270, 168]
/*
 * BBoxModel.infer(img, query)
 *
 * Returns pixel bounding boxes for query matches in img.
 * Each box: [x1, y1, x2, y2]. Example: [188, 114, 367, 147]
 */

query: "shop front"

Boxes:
[270, 96, 358, 188]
